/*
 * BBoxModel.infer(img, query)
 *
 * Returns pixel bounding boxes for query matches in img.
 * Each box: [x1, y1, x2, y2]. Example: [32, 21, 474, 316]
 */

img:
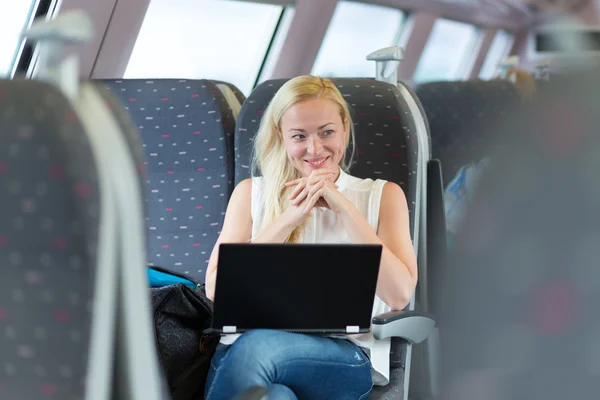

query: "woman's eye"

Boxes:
[322, 130, 334, 136]
[292, 134, 305, 140]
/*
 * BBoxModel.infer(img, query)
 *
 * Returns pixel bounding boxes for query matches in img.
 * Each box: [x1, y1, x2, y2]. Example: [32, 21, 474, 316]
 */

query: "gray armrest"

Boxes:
[372, 310, 435, 343]
[232, 386, 269, 400]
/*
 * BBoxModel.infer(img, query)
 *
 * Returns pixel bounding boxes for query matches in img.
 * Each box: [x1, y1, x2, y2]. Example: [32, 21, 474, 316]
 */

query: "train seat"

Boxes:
[0, 74, 166, 399]
[101, 79, 244, 285]
[235, 77, 436, 400]
[416, 80, 522, 186]
[0, 78, 104, 400]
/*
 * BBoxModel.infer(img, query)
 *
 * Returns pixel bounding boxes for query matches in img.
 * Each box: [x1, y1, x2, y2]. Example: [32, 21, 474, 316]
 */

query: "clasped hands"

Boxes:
[284, 169, 349, 215]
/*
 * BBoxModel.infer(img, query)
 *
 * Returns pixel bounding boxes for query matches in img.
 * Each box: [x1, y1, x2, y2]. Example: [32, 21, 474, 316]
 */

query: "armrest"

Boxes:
[232, 386, 269, 400]
[372, 310, 435, 343]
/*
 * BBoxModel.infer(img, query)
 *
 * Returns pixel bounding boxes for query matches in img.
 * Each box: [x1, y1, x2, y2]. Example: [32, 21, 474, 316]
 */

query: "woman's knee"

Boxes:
[225, 330, 284, 370]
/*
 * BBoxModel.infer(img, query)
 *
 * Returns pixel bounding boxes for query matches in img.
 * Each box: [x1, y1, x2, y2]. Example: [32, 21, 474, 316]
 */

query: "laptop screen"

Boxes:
[211, 243, 382, 334]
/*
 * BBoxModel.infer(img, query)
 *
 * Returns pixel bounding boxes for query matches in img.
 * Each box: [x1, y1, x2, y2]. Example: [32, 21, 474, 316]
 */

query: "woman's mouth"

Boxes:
[305, 156, 329, 168]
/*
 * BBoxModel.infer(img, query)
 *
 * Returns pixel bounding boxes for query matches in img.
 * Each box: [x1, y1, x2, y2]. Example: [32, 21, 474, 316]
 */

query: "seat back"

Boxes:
[235, 79, 422, 232]
[438, 72, 600, 399]
[0, 79, 101, 399]
[235, 78, 431, 400]
[415, 80, 522, 185]
[101, 79, 237, 284]
[10, 11, 164, 398]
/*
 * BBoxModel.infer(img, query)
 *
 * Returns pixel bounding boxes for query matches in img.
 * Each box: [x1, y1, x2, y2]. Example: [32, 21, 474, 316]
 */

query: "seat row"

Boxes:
[95, 76, 525, 400]
[97, 71, 439, 400]
[96, 76, 526, 285]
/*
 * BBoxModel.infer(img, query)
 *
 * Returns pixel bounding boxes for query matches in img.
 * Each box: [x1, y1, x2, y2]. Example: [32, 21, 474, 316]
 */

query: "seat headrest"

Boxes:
[416, 80, 522, 183]
[211, 80, 246, 107]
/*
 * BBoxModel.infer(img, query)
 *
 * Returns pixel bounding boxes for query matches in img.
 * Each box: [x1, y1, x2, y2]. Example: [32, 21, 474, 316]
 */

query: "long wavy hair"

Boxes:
[251, 76, 355, 243]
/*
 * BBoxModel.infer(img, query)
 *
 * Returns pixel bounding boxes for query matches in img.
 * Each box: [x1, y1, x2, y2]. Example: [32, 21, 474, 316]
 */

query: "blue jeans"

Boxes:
[204, 329, 373, 400]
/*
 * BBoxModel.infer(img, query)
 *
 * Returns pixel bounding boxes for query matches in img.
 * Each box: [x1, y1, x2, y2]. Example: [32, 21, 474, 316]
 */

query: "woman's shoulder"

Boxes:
[233, 177, 265, 210]
[380, 180, 406, 202]
[343, 172, 388, 192]
[343, 173, 406, 206]
[234, 176, 262, 190]
[231, 178, 254, 202]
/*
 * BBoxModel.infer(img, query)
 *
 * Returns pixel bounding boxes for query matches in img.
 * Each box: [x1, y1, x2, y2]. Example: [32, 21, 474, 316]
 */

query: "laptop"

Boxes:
[210, 243, 382, 335]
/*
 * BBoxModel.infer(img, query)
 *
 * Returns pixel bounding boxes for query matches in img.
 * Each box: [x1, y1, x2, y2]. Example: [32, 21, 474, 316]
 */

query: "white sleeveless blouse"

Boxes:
[221, 168, 392, 386]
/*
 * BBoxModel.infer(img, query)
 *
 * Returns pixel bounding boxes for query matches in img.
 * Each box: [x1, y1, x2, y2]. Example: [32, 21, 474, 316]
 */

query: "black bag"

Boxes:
[151, 283, 220, 400]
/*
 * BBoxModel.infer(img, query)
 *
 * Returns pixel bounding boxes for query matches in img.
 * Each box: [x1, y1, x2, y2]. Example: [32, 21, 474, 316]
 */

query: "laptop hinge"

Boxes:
[223, 326, 237, 333]
[346, 326, 360, 334]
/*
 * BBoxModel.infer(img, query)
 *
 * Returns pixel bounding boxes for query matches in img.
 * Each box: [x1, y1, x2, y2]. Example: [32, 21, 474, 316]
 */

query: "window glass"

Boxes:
[311, 1, 406, 78]
[413, 19, 482, 84]
[479, 29, 515, 79]
[0, 1, 38, 77]
[125, 0, 285, 95]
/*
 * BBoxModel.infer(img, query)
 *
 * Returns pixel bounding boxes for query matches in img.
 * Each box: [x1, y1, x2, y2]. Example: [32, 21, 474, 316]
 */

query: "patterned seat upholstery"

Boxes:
[235, 78, 429, 400]
[416, 80, 522, 185]
[0, 79, 100, 399]
[95, 83, 150, 212]
[101, 79, 238, 284]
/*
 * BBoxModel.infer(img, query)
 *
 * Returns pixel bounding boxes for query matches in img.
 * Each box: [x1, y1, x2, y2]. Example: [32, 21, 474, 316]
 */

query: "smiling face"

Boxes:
[279, 98, 348, 178]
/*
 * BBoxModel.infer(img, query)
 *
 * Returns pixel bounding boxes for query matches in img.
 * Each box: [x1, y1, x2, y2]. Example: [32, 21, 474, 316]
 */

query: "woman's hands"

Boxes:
[284, 169, 351, 215]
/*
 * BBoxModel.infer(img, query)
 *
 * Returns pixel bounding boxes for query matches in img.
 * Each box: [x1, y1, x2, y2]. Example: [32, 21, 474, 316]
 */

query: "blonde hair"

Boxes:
[250, 75, 355, 243]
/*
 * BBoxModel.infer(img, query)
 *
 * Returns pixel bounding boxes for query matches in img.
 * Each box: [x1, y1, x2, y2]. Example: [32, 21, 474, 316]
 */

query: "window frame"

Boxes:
[254, 6, 295, 87]
[7, 0, 58, 78]
[478, 28, 516, 80]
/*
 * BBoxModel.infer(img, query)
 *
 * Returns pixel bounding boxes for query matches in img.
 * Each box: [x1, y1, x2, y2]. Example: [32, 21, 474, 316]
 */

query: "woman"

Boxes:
[204, 76, 417, 399]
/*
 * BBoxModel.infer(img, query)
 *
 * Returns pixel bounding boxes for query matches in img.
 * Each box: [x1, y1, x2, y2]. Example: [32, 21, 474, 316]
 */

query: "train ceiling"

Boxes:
[467, 0, 593, 17]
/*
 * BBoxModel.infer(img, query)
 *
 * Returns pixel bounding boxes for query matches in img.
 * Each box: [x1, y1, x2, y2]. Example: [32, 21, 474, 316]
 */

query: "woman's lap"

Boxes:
[205, 329, 373, 400]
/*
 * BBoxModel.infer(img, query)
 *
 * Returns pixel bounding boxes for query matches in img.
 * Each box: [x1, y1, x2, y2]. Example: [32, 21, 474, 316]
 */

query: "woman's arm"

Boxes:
[205, 179, 253, 301]
[338, 182, 418, 310]
[250, 209, 298, 244]
[205, 178, 314, 300]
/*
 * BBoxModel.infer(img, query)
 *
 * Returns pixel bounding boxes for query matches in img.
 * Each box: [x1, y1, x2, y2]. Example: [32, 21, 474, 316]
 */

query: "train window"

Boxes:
[413, 19, 482, 84]
[311, 1, 406, 78]
[0, 1, 38, 77]
[256, 7, 296, 85]
[124, 0, 285, 95]
[479, 29, 515, 79]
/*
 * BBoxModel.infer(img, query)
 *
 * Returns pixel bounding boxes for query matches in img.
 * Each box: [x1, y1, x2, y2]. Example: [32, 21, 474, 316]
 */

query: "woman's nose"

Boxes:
[307, 137, 323, 154]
